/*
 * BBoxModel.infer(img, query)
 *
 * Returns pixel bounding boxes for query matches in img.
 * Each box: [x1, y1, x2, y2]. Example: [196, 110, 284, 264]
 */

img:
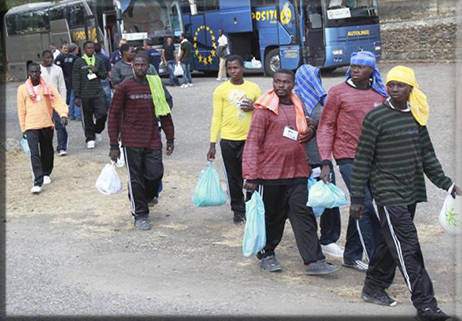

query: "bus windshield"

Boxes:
[324, 0, 378, 26]
[121, 0, 182, 39]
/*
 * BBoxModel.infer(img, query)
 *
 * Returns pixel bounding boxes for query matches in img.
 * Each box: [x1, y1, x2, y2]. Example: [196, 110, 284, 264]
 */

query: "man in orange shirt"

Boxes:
[17, 63, 69, 194]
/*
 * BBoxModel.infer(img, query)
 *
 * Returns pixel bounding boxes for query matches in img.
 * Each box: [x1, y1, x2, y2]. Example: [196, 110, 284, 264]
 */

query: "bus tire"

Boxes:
[264, 48, 281, 77]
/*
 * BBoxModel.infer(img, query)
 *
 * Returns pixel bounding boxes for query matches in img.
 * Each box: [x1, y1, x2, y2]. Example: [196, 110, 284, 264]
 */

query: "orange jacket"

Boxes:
[17, 81, 68, 133]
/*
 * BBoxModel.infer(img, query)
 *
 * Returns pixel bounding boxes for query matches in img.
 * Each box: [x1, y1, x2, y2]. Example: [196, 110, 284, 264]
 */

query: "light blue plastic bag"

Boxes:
[192, 162, 227, 207]
[20, 138, 30, 156]
[307, 180, 347, 209]
[243, 191, 266, 257]
[307, 178, 325, 218]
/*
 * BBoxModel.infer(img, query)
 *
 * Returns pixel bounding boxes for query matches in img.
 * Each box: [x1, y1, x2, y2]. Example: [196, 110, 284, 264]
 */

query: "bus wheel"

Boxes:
[264, 48, 281, 77]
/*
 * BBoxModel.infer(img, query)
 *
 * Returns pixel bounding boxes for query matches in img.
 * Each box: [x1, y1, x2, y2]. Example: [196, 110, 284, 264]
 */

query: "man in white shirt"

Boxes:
[217, 30, 230, 81]
[41, 50, 69, 156]
[50, 43, 61, 60]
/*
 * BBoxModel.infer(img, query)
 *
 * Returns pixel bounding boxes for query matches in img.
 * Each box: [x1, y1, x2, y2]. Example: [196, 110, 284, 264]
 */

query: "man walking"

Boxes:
[217, 30, 229, 81]
[242, 69, 338, 275]
[350, 66, 461, 321]
[143, 39, 161, 73]
[178, 33, 193, 88]
[72, 41, 108, 149]
[108, 53, 175, 230]
[317, 51, 387, 271]
[41, 50, 68, 156]
[110, 38, 127, 65]
[17, 63, 68, 193]
[111, 44, 136, 87]
[94, 43, 112, 108]
[207, 55, 261, 223]
[294, 64, 344, 258]
[55, 43, 81, 121]
[162, 36, 180, 86]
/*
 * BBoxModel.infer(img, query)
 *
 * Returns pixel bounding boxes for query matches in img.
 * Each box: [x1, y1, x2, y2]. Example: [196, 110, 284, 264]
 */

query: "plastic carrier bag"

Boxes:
[95, 162, 123, 195]
[307, 180, 347, 209]
[192, 162, 227, 207]
[174, 64, 183, 77]
[20, 137, 30, 156]
[439, 184, 462, 236]
[242, 191, 266, 257]
[115, 142, 125, 168]
[307, 178, 325, 218]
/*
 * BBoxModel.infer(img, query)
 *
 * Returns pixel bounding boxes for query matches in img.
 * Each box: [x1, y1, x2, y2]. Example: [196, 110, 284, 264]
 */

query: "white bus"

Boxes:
[4, 0, 183, 80]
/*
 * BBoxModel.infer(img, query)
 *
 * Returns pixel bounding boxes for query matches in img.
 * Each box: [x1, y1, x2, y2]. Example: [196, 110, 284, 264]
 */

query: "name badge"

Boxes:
[36, 95, 42, 102]
[283, 126, 298, 141]
[87, 73, 97, 80]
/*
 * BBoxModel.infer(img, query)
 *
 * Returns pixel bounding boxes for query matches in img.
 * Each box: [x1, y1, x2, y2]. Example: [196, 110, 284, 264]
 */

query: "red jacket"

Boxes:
[317, 82, 386, 162]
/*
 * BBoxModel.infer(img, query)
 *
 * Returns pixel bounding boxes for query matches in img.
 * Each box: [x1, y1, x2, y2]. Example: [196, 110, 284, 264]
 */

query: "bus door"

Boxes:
[303, 0, 325, 67]
[278, 0, 300, 70]
[102, 11, 118, 54]
[50, 19, 71, 49]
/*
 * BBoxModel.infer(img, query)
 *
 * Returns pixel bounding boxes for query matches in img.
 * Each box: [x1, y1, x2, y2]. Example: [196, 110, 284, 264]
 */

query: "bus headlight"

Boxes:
[375, 46, 382, 51]
[332, 50, 343, 55]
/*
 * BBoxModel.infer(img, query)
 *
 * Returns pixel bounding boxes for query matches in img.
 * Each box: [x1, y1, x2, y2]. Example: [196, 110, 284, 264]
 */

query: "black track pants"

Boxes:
[257, 183, 325, 265]
[220, 139, 245, 215]
[80, 94, 107, 142]
[124, 147, 163, 219]
[26, 127, 54, 187]
[365, 204, 437, 310]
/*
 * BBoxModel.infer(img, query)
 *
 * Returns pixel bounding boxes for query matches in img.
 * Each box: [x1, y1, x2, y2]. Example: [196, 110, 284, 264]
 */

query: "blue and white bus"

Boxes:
[180, 0, 382, 76]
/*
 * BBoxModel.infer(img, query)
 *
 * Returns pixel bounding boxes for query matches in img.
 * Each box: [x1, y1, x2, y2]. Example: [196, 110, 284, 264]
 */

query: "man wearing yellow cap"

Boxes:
[350, 66, 461, 321]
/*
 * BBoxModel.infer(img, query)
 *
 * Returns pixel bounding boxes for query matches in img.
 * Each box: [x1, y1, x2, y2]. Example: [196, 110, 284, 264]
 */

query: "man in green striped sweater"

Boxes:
[350, 66, 461, 321]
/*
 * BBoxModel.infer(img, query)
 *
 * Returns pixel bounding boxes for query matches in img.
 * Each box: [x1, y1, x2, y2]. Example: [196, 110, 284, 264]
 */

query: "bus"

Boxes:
[180, 0, 382, 76]
[3, 0, 183, 80]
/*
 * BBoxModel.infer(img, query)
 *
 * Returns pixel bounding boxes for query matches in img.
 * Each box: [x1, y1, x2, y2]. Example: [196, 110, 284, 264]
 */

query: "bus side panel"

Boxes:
[254, 6, 279, 69]
[219, 0, 252, 33]
[203, 12, 221, 71]
[324, 24, 381, 68]
[280, 45, 300, 70]
[6, 33, 47, 80]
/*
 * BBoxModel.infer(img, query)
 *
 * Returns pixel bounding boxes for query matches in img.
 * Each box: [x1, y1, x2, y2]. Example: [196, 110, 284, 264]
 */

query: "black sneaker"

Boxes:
[259, 256, 282, 272]
[148, 197, 159, 207]
[417, 307, 450, 321]
[134, 219, 151, 230]
[233, 212, 245, 224]
[343, 259, 369, 272]
[305, 260, 338, 275]
[361, 287, 397, 307]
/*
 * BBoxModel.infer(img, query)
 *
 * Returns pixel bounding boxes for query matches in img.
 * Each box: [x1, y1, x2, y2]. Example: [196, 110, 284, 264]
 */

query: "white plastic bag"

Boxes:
[115, 142, 125, 168]
[95, 162, 123, 195]
[439, 184, 462, 236]
[251, 57, 262, 69]
[174, 64, 183, 77]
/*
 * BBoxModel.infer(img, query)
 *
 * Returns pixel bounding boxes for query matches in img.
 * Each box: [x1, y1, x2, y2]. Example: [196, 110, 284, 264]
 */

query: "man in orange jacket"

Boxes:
[17, 63, 69, 194]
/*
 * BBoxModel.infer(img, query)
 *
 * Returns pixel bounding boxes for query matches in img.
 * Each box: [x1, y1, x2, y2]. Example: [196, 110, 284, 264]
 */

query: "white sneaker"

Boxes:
[58, 150, 68, 157]
[188, 83, 193, 87]
[95, 133, 102, 143]
[87, 141, 95, 149]
[180, 84, 187, 88]
[43, 176, 51, 185]
[321, 243, 344, 258]
[31, 186, 42, 194]
[216, 77, 221, 81]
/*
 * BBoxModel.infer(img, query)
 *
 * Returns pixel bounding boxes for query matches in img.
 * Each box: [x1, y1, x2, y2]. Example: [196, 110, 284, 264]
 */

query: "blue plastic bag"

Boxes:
[307, 178, 325, 218]
[20, 138, 30, 156]
[192, 162, 227, 207]
[243, 191, 266, 257]
[307, 180, 347, 209]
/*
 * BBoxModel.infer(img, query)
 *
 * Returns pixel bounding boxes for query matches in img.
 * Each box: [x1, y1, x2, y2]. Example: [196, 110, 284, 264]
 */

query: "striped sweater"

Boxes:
[72, 56, 107, 99]
[350, 102, 453, 206]
[108, 78, 174, 151]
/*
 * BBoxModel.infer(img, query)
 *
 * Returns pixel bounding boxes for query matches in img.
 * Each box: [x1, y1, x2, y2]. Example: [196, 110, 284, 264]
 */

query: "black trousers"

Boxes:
[124, 147, 164, 219]
[365, 204, 437, 310]
[81, 94, 107, 142]
[220, 139, 245, 215]
[257, 183, 325, 265]
[26, 127, 54, 187]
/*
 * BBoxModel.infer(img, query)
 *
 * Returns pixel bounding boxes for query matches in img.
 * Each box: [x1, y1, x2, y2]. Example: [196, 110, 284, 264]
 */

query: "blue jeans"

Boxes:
[339, 161, 381, 263]
[167, 60, 180, 86]
[53, 110, 68, 152]
[68, 90, 81, 119]
[101, 79, 112, 109]
[180, 62, 192, 85]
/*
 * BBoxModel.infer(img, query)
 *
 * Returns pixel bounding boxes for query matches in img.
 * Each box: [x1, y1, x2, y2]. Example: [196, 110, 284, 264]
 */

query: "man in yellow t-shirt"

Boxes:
[207, 55, 261, 223]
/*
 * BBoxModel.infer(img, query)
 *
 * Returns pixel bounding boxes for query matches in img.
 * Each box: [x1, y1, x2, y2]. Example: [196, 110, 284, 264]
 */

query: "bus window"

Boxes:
[67, 3, 85, 28]
[306, 1, 322, 29]
[254, 0, 277, 6]
[49, 6, 66, 21]
[6, 14, 18, 36]
[33, 9, 50, 32]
